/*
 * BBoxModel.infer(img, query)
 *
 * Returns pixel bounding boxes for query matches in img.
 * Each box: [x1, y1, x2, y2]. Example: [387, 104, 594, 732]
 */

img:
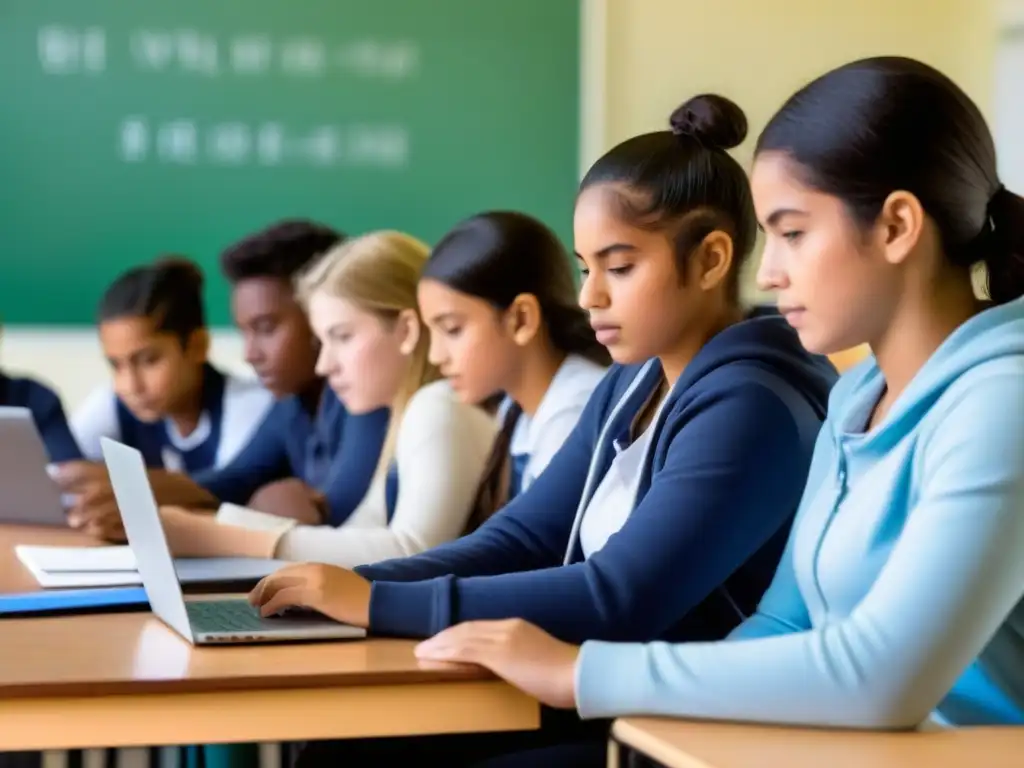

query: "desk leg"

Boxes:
[610, 739, 666, 768]
[607, 738, 619, 768]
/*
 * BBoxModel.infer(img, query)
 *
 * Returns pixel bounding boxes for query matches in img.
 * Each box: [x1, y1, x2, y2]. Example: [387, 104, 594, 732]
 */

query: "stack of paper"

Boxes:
[15, 545, 285, 589]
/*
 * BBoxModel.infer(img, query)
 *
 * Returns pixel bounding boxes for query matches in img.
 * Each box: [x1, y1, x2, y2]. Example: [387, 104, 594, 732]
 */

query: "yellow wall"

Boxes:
[597, 0, 998, 300]
[604, 0, 997, 149]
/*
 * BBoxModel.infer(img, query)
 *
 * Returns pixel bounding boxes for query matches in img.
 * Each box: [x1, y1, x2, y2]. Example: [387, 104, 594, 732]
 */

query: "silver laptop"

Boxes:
[0, 407, 68, 526]
[100, 437, 366, 645]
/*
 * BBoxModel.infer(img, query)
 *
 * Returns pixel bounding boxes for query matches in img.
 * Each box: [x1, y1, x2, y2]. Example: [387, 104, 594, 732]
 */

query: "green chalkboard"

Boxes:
[0, 1, 580, 325]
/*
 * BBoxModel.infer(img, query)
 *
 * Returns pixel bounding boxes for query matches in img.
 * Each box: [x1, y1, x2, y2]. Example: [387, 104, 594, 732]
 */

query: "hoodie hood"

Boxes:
[672, 306, 837, 420]
[831, 297, 1024, 444]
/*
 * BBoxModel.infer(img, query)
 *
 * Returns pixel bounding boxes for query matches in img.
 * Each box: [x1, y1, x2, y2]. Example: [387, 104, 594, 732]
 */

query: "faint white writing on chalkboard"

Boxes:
[158, 121, 199, 163]
[38, 26, 106, 74]
[131, 30, 219, 75]
[338, 40, 419, 79]
[208, 123, 251, 164]
[231, 35, 273, 74]
[35, 26, 419, 79]
[120, 118, 148, 162]
[257, 123, 285, 164]
[280, 37, 327, 76]
[116, 119, 409, 169]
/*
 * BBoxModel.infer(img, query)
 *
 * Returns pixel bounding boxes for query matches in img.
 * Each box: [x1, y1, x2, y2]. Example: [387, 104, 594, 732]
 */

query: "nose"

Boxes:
[243, 335, 263, 367]
[578, 270, 608, 312]
[117, 366, 145, 399]
[427, 328, 447, 368]
[755, 242, 789, 293]
[314, 344, 334, 378]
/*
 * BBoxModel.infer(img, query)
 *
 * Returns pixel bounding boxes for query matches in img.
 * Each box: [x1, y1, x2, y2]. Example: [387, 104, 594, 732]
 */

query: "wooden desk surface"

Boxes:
[0, 524, 539, 750]
[612, 717, 1024, 768]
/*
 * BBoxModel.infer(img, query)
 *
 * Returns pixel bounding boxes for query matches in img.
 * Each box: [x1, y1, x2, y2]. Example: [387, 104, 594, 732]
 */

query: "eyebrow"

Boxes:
[324, 322, 352, 336]
[573, 243, 639, 260]
[760, 208, 809, 230]
[427, 311, 462, 326]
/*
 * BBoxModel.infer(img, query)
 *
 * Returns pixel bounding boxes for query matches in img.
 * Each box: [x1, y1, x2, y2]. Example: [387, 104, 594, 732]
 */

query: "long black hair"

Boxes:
[756, 56, 1024, 305]
[423, 211, 611, 366]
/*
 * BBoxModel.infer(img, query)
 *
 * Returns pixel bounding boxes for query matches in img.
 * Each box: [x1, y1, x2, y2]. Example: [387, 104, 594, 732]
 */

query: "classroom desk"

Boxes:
[610, 717, 1024, 768]
[0, 524, 539, 751]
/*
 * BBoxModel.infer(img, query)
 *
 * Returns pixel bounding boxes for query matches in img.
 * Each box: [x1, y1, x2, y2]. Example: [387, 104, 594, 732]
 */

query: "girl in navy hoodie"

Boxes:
[250, 95, 838, 765]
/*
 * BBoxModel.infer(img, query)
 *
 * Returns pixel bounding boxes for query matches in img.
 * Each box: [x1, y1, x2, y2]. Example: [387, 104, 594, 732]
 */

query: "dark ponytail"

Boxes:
[422, 211, 612, 367]
[757, 56, 1024, 306]
[982, 187, 1024, 304]
[98, 257, 206, 343]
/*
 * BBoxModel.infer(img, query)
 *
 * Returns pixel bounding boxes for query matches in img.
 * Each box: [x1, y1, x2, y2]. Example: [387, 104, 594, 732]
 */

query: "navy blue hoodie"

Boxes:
[193, 384, 389, 526]
[356, 312, 837, 644]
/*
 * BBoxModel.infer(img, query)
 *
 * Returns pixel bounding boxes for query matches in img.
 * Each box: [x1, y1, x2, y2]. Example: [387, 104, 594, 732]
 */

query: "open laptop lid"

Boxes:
[100, 437, 195, 642]
[0, 407, 67, 526]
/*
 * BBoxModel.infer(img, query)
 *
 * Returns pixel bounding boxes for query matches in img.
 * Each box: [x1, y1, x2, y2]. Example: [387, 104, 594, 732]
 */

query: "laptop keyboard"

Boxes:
[186, 599, 268, 634]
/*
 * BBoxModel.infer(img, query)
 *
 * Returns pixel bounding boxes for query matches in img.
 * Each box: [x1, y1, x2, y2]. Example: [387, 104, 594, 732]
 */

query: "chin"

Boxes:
[605, 344, 645, 367]
[128, 407, 163, 424]
[335, 393, 380, 415]
[793, 328, 839, 357]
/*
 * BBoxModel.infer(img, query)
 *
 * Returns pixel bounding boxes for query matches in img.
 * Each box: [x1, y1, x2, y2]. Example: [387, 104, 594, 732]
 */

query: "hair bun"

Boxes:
[669, 94, 748, 150]
[153, 255, 204, 291]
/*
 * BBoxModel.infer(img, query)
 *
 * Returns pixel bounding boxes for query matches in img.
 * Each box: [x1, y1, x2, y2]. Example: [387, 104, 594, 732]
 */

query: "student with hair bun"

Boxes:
[419, 210, 610, 528]
[71, 257, 273, 473]
[249, 95, 837, 766]
[427, 57, 1024, 739]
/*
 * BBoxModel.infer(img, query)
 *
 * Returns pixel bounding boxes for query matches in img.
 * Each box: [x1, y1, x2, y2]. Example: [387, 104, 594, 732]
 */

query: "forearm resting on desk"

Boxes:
[159, 506, 282, 559]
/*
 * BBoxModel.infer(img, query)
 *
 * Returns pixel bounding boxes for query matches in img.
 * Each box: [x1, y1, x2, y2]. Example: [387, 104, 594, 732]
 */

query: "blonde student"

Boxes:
[71, 257, 273, 474]
[418, 211, 610, 526]
[418, 57, 1024, 736]
[157, 231, 499, 566]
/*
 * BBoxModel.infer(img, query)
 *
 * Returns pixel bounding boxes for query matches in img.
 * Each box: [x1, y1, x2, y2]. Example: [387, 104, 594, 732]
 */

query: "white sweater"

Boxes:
[217, 380, 498, 567]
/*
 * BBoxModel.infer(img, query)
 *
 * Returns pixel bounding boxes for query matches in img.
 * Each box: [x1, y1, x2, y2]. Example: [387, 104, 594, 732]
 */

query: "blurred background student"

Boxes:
[155, 230, 497, 565]
[55, 221, 390, 540]
[418, 210, 610, 526]
[72, 257, 272, 473]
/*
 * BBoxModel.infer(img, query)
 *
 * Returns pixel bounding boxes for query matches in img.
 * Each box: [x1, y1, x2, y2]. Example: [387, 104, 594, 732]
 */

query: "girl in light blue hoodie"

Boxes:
[415, 55, 1024, 737]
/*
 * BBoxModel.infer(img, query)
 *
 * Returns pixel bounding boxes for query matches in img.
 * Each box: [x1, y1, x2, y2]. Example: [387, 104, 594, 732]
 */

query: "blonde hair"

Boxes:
[296, 230, 440, 477]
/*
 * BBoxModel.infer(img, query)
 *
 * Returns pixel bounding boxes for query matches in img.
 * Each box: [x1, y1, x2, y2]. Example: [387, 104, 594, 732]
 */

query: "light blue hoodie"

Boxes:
[574, 298, 1024, 729]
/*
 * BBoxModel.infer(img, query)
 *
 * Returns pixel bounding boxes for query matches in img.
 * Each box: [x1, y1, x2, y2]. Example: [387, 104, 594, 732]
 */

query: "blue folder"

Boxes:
[0, 586, 150, 617]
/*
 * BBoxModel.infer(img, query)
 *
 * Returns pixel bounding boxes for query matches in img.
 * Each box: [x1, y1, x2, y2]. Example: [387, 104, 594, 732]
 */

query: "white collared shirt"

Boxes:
[507, 354, 607, 492]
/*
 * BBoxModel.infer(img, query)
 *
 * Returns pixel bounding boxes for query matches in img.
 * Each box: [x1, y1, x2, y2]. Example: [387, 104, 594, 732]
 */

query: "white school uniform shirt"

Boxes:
[216, 379, 500, 567]
[506, 354, 608, 493]
[71, 372, 273, 472]
[578, 394, 669, 559]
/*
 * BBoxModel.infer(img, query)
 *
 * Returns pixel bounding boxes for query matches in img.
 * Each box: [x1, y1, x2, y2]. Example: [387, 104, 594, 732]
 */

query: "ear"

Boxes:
[876, 191, 924, 266]
[505, 294, 543, 347]
[695, 230, 734, 291]
[185, 328, 210, 363]
[396, 308, 422, 356]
